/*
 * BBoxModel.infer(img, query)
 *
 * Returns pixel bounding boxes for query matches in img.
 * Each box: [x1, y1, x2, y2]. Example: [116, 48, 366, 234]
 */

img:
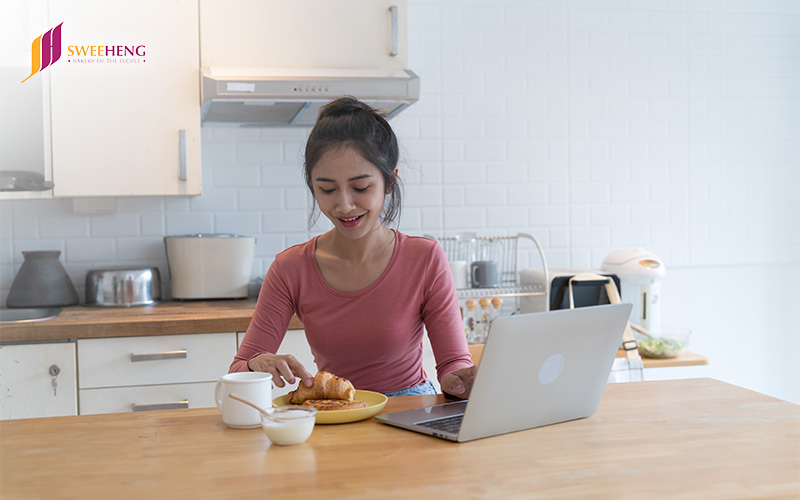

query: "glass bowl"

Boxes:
[633, 326, 691, 359]
[260, 406, 317, 446]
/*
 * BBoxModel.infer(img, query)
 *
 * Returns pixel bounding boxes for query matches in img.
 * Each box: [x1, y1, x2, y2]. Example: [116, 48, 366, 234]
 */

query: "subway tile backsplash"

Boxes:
[1, 0, 799, 302]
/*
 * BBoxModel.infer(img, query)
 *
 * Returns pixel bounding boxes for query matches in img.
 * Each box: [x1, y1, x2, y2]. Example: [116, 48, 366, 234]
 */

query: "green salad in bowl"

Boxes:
[633, 326, 691, 359]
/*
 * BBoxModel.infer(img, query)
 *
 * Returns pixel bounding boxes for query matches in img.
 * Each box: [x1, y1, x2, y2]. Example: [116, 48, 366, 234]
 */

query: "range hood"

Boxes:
[201, 67, 420, 125]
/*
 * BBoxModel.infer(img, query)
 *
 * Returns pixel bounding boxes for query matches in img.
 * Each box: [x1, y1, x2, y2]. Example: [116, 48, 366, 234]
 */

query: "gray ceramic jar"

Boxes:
[6, 251, 79, 308]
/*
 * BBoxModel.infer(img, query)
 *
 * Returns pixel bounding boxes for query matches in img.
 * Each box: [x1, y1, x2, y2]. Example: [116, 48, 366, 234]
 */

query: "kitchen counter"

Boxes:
[1, 378, 797, 499]
[2, 302, 707, 369]
[468, 342, 708, 369]
[0, 299, 303, 343]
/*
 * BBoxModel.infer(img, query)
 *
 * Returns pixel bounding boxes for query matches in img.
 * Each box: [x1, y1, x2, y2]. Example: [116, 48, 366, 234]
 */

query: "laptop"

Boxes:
[375, 303, 633, 442]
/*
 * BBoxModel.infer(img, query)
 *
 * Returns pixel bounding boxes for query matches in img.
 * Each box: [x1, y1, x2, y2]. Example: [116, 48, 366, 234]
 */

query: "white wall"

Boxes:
[1, 1, 798, 402]
[654, 264, 799, 405]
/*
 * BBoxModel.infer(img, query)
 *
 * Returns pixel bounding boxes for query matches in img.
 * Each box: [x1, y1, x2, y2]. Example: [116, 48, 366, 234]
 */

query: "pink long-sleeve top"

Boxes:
[230, 231, 473, 393]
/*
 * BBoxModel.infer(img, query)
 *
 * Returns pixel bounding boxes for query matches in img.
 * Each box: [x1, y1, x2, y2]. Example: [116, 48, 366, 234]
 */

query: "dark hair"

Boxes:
[304, 97, 402, 227]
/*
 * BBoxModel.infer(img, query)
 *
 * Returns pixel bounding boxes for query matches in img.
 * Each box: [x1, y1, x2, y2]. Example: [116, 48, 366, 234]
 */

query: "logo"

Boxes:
[537, 353, 565, 385]
[22, 23, 63, 83]
[21, 22, 147, 82]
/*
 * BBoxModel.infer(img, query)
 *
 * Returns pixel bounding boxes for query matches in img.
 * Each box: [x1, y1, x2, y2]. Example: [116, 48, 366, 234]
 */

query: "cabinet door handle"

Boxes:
[130, 349, 187, 362]
[389, 5, 399, 56]
[178, 129, 187, 180]
[131, 400, 189, 412]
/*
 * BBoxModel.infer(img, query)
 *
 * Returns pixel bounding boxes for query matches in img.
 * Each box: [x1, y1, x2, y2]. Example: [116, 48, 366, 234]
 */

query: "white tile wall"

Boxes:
[0, 0, 795, 284]
[0, 1, 798, 401]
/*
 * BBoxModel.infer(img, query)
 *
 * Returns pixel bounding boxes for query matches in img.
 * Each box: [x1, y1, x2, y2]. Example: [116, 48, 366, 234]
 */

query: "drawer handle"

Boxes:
[130, 349, 187, 362]
[131, 400, 189, 412]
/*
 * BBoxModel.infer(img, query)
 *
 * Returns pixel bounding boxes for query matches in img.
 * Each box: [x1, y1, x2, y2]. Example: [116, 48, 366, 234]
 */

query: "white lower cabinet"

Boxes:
[0, 341, 78, 420]
[1, 327, 440, 420]
[77, 332, 236, 415]
[79, 382, 217, 415]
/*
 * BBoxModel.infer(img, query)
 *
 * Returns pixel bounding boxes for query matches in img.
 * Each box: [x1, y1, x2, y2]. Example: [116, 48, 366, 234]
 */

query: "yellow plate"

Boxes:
[272, 390, 388, 424]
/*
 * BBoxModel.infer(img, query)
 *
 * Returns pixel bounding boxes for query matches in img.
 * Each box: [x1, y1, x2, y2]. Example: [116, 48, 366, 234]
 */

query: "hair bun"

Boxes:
[318, 96, 378, 119]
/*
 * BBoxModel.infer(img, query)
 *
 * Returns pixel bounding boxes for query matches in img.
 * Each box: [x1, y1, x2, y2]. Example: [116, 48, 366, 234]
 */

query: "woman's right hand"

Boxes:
[247, 352, 314, 389]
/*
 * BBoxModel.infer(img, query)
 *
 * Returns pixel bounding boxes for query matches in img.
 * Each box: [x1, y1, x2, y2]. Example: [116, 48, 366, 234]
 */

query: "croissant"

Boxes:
[288, 371, 356, 404]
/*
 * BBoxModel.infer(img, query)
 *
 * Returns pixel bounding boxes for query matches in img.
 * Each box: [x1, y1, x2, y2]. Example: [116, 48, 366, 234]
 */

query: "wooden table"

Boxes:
[2, 378, 797, 499]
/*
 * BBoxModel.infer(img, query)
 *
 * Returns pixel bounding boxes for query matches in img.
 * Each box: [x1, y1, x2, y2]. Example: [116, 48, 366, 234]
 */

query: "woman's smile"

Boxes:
[338, 214, 365, 228]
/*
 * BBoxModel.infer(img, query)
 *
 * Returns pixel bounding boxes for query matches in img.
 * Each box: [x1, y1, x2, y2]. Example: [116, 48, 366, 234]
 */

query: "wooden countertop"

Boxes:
[620, 348, 708, 368]
[0, 299, 304, 343]
[1, 378, 797, 499]
[467, 342, 708, 369]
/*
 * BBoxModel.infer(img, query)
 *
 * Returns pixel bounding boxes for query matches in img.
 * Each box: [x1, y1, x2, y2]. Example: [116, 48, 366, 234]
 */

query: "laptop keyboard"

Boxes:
[416, 414, 463, 434]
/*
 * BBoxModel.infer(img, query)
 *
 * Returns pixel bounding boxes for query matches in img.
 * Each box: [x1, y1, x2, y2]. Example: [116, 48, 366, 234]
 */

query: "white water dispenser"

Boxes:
[601, 248, 665, 333]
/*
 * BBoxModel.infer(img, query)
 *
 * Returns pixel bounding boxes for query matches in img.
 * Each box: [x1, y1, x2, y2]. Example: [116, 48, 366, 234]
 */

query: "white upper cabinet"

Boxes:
[199, 0, 409, 70]
[0, 0, 53, 200]
[47, 0, 201, 197]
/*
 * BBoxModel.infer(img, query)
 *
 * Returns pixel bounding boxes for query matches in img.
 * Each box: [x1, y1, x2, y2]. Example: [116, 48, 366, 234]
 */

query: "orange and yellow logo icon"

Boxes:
[22, 22, 63, 83]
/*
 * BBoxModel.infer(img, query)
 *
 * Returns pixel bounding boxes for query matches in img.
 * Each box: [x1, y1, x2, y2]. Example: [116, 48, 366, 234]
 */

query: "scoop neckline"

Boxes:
[310, 229, 400, 297]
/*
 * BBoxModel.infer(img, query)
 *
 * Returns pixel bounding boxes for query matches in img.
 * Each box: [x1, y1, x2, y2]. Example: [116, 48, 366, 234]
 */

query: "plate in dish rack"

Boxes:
[272, 390, 388, 424]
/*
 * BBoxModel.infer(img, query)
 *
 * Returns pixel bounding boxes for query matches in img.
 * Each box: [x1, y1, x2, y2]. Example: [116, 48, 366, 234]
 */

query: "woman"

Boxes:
[230, 97, 476, 398]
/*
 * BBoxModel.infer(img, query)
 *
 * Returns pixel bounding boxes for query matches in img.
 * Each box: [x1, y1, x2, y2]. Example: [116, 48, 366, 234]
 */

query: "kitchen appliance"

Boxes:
[519, 268, 620, 313]
[165, 234, 255, 300]
[6, 251, 79, 308]
[201, 67, 420, 125]
[601, 248, 666, 333]
[85, 267, 161, 306]
[199, 1, 419, 125]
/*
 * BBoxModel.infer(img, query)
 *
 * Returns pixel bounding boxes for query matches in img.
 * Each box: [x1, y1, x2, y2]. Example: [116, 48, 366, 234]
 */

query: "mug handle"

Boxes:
[214, 380, 224, 412]
[472, 264, 479, 287]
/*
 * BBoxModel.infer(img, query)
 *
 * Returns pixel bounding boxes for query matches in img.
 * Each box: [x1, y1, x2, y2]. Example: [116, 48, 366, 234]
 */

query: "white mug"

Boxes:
[449, 260, 468, 289]
[215, 372, 273, 429]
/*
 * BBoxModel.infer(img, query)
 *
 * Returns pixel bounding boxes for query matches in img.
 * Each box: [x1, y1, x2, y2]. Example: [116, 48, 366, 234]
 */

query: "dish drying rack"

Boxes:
[425, 232, 550, 315]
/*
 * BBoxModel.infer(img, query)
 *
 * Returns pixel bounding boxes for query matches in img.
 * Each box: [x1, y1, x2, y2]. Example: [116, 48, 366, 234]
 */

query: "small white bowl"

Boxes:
[260, 406, 317, 446]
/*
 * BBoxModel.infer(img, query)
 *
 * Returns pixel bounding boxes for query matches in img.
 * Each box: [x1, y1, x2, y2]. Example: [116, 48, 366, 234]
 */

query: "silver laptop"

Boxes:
[376, 303, 632, 442]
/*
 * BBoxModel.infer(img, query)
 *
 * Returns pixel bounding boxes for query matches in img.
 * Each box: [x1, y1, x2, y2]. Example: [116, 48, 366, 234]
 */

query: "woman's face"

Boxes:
[311, 145, 389, 240]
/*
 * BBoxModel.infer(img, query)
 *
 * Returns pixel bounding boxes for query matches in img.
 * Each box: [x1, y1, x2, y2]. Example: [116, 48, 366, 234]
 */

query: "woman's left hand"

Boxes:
[442, 366, 478, 399]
